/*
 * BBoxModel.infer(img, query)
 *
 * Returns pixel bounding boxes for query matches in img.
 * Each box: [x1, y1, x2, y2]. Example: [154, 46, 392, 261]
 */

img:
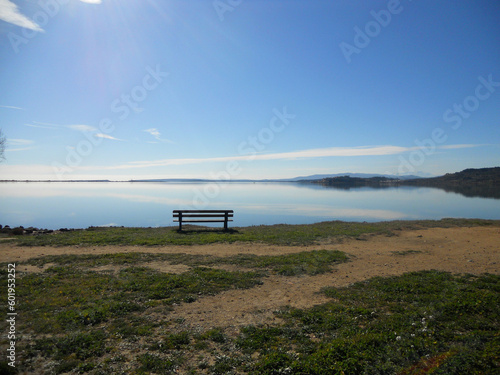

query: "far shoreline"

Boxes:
[2, 218, 500, 248]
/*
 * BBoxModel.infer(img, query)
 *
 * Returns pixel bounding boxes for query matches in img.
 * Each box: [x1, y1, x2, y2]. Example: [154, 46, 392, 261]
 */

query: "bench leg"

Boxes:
[224, 212, 228, 230]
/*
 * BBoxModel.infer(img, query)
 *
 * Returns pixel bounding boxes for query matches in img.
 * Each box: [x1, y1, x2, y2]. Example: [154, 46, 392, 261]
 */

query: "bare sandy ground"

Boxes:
[1, 226, 499, 333]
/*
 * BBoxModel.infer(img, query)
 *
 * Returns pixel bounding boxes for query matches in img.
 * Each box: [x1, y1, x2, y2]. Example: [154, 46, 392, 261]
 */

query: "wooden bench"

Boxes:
[173, 210, 233, 231]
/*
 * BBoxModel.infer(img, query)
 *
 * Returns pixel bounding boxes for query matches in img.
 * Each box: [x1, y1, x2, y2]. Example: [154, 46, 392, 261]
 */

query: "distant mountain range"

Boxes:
[129, 172, 427, 183]
[284, 173, 425, 181]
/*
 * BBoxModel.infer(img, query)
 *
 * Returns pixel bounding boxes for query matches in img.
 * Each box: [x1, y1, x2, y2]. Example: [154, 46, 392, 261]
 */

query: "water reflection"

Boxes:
[430, 185, 500, 200]
[304, 181, 500, 200]
[0, 182, 499, 229]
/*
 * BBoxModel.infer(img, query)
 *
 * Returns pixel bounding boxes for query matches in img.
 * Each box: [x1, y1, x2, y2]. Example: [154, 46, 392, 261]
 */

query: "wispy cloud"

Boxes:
[0, 0, 43, 31]
[0, 0, 101, 32]
[26, 121, 66, 130]
[8, 139, 33, 146]
[6, 138, 34, 152]
[67, 124, 98, 132]
[439, 144, 487, 150]
[96, 133, 124, 141]
[25, 123, 57, 130]
[144, 128, 161, 139]
[78, 144, 485, 171]
[25, 122, 123, 141]
[0, 105, 24, 110]
[144, 128, 173, 143]
[32, 121, 60, 128]
[67, 125, 123, 141]
[27, 122, 99, 132]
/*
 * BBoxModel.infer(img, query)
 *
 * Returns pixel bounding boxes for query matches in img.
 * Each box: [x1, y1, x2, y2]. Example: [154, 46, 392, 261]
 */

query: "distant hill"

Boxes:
[309, 167, 500, 199]
[401, 167, 500, 187]
[309, 176, 398, 189]
[400, 167, 500, 199]
[287, 173, 423, 181]
[128, 173, 424, 183]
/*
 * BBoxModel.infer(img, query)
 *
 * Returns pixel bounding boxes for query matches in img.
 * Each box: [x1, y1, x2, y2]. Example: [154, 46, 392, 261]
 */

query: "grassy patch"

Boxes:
[0, 257, 263, 373]
[247, 271, 500, 374]
[0, 249, 348, 373]
[137, 353, 179, 374]
[10, 218, 499, 247]
[218, 250, 349, 276]
[1, 250, 498, 373]
[21, 249, 349, 276]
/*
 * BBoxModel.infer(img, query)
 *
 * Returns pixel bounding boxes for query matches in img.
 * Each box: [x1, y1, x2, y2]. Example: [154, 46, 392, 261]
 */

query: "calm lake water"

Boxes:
[1, 182, 499, 230]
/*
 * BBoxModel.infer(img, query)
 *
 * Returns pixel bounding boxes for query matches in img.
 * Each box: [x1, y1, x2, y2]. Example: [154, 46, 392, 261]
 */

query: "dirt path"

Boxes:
[1, 226, 499, 332]
[168, 226, 500, 333]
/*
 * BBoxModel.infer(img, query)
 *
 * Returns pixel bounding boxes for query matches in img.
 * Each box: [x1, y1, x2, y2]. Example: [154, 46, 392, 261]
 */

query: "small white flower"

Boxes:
[396, 336, 402, 341]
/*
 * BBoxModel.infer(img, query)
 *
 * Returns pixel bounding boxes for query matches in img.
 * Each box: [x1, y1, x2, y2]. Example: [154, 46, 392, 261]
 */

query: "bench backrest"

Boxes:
[173, 210, 233, 218]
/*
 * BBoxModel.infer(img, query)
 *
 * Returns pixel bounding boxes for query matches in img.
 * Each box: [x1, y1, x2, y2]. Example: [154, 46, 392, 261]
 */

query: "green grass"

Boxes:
[1, 222, 499, 373]
[16, 264, 263, 334]
[21, 249, 348, 276]
[0, 249, 349, 373]
[1, 265, 498, 373]
[216, 250, 349, 276]
[9, 218, 499, 247]
[243, 271, 500, 374]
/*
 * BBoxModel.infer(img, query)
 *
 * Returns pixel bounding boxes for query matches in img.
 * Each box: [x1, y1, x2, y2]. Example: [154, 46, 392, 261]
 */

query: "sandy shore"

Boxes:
[1, 226, 499, 332]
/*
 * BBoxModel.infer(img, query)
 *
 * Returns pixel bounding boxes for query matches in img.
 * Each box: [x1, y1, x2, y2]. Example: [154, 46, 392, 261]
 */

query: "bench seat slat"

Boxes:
[174, 219, 233, 223]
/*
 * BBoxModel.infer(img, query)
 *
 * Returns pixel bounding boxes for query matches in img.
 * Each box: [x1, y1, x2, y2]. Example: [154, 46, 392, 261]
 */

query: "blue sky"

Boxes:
[0, 0, 499, 180]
